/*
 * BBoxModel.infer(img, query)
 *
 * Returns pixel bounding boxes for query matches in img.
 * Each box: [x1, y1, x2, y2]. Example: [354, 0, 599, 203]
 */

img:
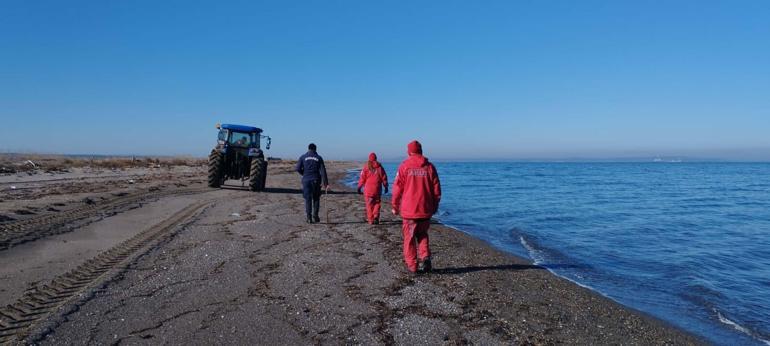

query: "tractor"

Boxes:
[207, 123, 271, 191]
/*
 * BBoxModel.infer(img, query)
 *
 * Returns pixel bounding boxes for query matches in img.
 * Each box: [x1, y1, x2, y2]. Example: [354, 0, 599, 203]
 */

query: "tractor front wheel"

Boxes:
[208, 150, 223, 188]
[249, 157, 266, 191]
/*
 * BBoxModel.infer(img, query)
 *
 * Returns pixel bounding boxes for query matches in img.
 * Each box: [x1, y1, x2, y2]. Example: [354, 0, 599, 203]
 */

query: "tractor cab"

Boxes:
[216, 124, 271, 150]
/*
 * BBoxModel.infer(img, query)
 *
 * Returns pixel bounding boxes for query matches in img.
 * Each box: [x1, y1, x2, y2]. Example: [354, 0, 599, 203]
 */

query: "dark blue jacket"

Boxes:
[296, 151, 328, 186]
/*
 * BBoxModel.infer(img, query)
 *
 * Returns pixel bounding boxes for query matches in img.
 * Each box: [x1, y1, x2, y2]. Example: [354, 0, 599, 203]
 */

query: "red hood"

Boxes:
[404, 154, 428, 168]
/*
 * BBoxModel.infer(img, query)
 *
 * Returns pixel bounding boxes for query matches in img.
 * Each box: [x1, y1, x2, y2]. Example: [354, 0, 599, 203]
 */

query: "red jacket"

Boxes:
[392, 154, 441, 219]
[357, 161, 388, 197]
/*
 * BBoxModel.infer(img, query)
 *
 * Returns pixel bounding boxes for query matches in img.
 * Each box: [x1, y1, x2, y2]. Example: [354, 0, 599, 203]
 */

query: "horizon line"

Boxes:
[2, 152, 769, 163]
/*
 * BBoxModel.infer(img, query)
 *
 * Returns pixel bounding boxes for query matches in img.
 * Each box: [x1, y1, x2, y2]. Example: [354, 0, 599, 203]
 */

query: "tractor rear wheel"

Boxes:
[249, 157, 266, 191]
[260, 160, 268, 189]
[208, 150, 223, 188]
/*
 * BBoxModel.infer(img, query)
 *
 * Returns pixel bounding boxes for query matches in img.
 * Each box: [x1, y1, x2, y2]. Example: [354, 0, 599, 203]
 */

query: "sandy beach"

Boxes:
[0, 158, 703, 345]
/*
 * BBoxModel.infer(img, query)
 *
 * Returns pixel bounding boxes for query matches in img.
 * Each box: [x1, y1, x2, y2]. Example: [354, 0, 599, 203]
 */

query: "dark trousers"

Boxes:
[302, 179, 322, 219]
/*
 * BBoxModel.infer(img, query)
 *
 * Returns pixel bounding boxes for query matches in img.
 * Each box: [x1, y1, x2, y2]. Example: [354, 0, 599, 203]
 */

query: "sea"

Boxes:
[346, 162, 770, 345]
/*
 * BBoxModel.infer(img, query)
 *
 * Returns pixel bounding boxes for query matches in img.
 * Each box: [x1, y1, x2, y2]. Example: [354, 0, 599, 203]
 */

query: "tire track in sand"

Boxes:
[0, 200, 213, 345]
[0, 187, 210, 251]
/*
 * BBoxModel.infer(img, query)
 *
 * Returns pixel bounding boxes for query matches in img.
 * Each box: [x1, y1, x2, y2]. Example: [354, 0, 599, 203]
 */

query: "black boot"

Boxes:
[418, 258, 432, 273]
[306, 215, 314, 224]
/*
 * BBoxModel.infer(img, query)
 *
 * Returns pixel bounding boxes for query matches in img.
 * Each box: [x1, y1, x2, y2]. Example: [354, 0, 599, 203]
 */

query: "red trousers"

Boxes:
[365, 195, 381, 223]
[401, 219, 431, 272]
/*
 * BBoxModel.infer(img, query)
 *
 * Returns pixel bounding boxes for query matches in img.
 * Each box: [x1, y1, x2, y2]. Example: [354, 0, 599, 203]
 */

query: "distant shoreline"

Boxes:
[3, 152, 770, 163]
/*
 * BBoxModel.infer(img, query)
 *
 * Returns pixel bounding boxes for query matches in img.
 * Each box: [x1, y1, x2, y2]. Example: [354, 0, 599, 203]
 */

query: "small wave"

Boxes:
[519, 235, 544, 265]
[716, 310, 770, 345]
[518, 236, 604, 293]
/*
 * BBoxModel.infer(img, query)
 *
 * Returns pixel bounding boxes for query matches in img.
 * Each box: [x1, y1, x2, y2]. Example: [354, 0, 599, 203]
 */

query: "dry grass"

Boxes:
[0, 154, 206, 174]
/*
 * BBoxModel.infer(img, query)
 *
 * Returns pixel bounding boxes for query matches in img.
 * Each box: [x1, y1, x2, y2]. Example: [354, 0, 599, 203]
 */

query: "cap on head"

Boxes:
[407, 140, 422, 155]
[308, 143, 317, 151]
[368, 152, 377, 161]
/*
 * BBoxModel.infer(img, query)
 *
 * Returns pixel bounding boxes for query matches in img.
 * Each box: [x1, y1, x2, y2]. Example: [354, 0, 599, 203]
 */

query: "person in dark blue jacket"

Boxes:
[296, 143, 329, 223]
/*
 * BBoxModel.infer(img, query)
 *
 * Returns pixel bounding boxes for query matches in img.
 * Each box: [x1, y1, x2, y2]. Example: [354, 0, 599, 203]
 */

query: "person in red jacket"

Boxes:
[391, 140, 441, 273]
[357, 152, 389, 224]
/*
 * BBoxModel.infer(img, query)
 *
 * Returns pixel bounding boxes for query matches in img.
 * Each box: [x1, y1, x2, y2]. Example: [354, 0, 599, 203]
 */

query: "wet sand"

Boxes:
[0, 161, 703, 344]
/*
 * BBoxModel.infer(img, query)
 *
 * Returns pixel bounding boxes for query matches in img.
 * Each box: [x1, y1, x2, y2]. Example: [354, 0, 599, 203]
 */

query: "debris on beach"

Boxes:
[230, 213, 241, 217]
[10, 186, 16, 190]
[128, 179, 135, 184]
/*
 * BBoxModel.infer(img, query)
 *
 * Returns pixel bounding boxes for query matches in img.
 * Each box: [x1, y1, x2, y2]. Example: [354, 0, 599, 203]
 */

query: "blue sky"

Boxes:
[1, 1, 769, 161]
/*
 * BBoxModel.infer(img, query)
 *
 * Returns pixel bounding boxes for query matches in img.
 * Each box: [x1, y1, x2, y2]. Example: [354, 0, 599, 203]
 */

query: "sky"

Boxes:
[1, 0, 769, 161]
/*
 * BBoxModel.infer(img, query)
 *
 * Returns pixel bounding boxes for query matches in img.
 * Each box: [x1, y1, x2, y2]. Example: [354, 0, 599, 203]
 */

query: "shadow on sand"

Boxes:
[323, 220, 405, 226]
[218, 185, 252, 192]
[261, 188, 359, 195]
[218, 185, 304, 194]
[432, 264, 544, 275]
[262, 187, 303, 194]
[323, 221, 370, 225]
[218, 184, 358, 196]
[325, 190, 358, 195]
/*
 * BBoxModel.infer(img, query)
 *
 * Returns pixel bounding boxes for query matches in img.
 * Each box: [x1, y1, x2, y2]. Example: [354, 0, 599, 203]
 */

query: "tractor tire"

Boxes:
[249, 157, 266, 192]
[208, 150, 223, 188]
[260, 160, 268, 189]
